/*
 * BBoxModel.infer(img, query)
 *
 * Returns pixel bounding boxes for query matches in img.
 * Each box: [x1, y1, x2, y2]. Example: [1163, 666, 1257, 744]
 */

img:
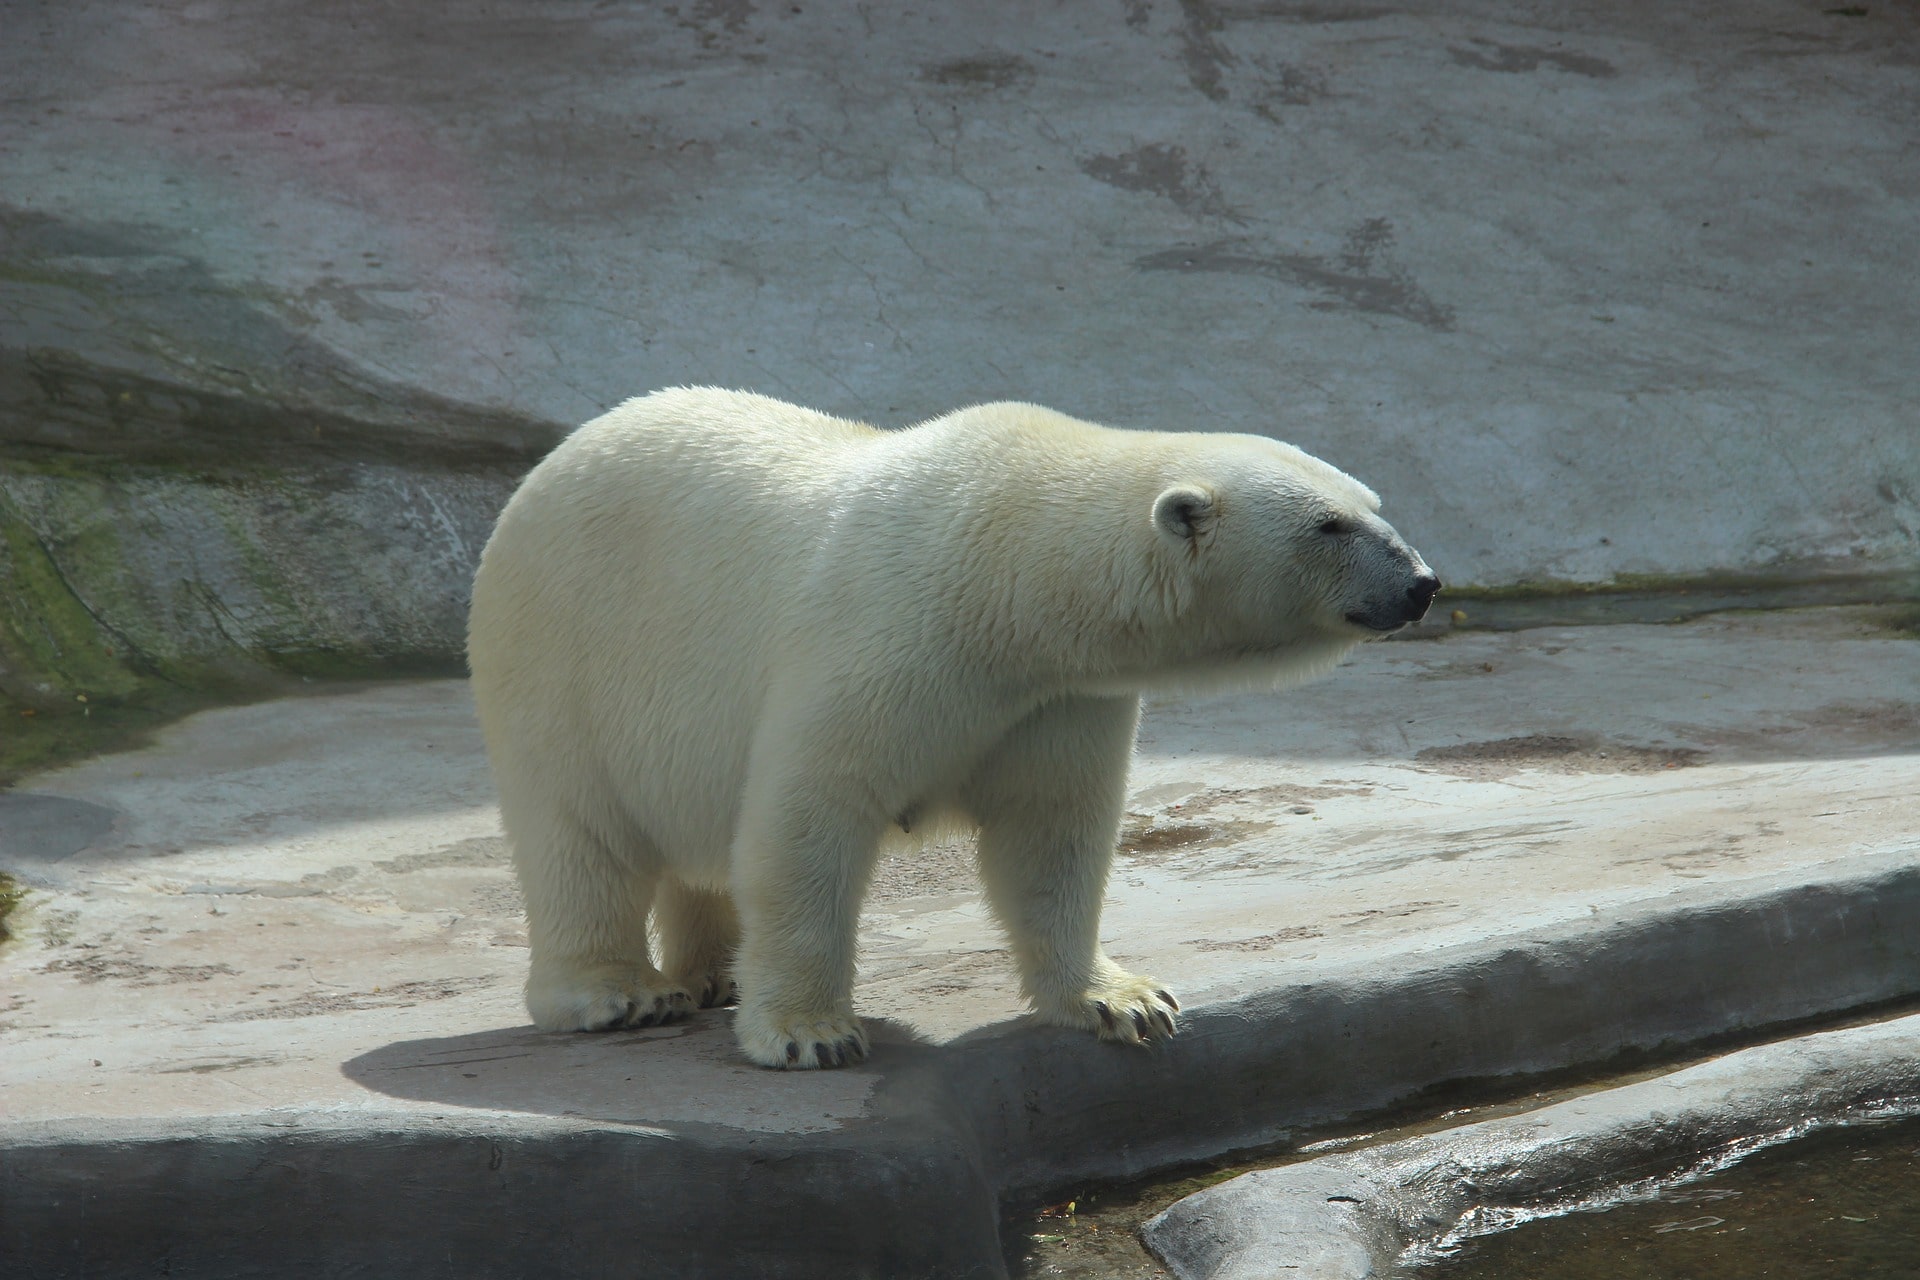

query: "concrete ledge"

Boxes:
[1142, 1012, 1920, 1280]
[4, 1107, 1004, 1279]
[8, 862, 1920, 1278]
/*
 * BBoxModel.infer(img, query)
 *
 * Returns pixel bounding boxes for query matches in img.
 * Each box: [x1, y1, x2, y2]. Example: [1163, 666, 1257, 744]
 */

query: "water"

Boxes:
[1410, 1117, 1920, 1279]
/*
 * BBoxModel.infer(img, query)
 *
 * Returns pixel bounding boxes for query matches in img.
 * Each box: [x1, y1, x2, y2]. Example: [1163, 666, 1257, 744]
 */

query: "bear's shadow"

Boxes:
[342, 1010, 942, 1129]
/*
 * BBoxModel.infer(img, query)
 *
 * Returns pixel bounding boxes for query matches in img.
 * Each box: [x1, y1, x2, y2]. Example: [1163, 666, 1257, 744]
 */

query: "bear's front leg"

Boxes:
[964, 694, 1181, 1046]
[729, 787, 884, 1070]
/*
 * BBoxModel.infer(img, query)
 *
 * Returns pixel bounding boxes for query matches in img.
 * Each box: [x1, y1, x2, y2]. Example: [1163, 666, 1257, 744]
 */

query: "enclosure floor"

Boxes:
[2, 607, 1914, 1275]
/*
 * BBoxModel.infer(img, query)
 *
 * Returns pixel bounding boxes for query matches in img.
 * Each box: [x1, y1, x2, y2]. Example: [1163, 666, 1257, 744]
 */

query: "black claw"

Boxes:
[1131, 1008, 1150, 1038]
[1155, 1008, 1176, 1037]
[816, 1042, 835, 1069]
[1156, 989, 1180, 1012]
[784, 1040, 800, 1063]
[1095, 1001, 1116, 1032]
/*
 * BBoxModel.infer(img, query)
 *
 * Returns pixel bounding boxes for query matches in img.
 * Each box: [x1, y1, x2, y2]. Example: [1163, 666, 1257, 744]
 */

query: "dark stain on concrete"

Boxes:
[1138, 220, 1456, 330]
[1189, 925, 1326, 951]
[1082, 144, 1240, 220]
[0, 793, 117, 863]
[214, 974, 496, 1021]
[678, 0, 755, 46]
[374, 836, 509, 874]
[1177, 782, 1374, 813]
[153, 1054, 282, 1074]
[1335, 899, 1454, 923]
[1177, 0, 1234, 100]
[179, 866, 361, 898]
[1173, 2, 1393, 101]
[696, 0, 754, 31]
[41, 955, 240, 986]
[1252, 60, 1330, 117]
[922, 53, 1036, 91]
[1677, 701, 1920, 759]
[1450, 39, 1618, 78]
[1415, 735, 1704, 780]
[1120, 816, 1275, 858]
[1256, 4, 1394, 22]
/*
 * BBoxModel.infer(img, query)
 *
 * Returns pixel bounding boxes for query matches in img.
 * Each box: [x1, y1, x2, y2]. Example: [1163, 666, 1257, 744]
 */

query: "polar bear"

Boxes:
[468, 388, 1437, 1070]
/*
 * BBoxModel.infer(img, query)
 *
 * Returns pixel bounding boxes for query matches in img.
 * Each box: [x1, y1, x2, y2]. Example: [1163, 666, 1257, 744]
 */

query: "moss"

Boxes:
[1861, 602, 1920, 638]
[1449, 567, 1912, 601]
[0, 497, 148, 703]
[4, 685, 208, 789]
[0, 871, 21, 944]
[1434, 568, 1918, 632]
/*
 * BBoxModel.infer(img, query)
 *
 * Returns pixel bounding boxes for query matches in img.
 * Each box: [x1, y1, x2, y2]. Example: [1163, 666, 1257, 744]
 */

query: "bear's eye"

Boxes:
[1317, 517, 1349, 536]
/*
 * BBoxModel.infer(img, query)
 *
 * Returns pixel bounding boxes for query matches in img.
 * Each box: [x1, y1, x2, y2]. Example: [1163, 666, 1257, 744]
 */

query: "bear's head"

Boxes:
[1148, 435, 1438, 674]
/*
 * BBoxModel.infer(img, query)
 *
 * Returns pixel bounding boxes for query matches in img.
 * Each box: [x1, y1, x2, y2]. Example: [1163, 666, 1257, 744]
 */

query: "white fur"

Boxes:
[468, 388, 1429, 1069]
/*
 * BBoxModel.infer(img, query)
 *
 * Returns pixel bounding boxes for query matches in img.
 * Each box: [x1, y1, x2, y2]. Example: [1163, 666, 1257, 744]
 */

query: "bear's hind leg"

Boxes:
[964, 695, 1181, 1046]
[507, 797, 695, 1032]
[654, 878, 741, 1009]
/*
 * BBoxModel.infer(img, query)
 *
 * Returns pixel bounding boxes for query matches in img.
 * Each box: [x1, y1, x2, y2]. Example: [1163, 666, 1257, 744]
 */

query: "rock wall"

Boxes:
[4, 0, 1918, 714]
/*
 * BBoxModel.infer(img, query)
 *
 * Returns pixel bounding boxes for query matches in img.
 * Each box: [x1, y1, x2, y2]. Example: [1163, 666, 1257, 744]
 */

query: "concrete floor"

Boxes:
[2, 607, 1915, 1275]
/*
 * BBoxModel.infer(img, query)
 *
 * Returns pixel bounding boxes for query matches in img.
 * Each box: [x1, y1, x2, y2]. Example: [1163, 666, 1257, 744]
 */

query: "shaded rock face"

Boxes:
[0, 195, 555, 708]
[0, 198, 554, 708]
[0, 208, 562, 471]
[3, 0, 1919, 706]
[0, 462, 511, 705]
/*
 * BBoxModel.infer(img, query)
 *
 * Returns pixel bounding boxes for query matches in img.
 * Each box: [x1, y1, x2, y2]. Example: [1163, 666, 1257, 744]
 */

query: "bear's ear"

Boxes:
[1153, 485, 1217, 544]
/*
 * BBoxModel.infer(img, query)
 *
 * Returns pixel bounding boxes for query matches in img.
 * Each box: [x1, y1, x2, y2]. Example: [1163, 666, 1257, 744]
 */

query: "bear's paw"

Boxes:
[735, 1007, 870, 1070]
[682, 972, 739, 1009]
[1039, 974, 1180, 1046]
[526, 962, 697, 1032]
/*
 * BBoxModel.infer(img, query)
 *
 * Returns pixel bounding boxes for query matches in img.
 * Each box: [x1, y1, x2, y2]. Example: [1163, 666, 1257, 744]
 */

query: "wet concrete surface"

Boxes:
[1144, 1010, 1920, 1279]
[1419, 1113, 1920, 1280]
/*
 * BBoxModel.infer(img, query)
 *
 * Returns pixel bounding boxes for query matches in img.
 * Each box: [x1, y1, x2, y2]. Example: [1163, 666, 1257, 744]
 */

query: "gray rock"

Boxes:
[1144, 1014, 1920, 1279]
[3, 0, 1916, 685]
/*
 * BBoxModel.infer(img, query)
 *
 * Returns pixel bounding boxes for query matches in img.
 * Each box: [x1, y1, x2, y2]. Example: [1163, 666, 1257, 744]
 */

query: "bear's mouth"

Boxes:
[1344, 610, 1410, 635]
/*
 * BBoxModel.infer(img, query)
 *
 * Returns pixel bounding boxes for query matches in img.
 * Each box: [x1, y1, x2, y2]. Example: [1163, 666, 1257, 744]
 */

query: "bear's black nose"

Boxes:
[1406, 573, 1441, 620]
